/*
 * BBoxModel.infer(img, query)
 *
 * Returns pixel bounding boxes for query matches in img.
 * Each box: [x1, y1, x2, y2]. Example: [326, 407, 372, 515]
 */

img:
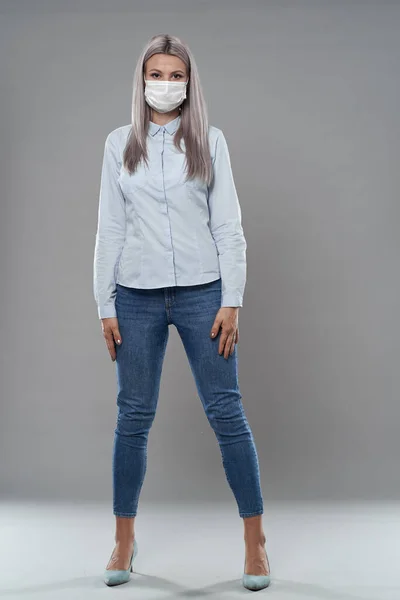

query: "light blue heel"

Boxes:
[242, 545, 271, 591]
[103, 538, 138, 586]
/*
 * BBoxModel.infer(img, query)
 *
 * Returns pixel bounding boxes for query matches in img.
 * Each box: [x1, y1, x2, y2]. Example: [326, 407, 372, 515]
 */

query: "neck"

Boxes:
[150, 109, 180, 126]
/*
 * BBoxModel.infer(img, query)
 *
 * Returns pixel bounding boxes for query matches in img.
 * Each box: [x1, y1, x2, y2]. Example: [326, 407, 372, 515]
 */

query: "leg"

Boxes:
[171, 278, 264, 518]
[107, 283, 169, 570]
[172, 279, 269, 576]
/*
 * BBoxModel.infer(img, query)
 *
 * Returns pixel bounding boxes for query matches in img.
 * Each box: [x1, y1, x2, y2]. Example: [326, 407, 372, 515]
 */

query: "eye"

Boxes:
[148, 73, 184, 80]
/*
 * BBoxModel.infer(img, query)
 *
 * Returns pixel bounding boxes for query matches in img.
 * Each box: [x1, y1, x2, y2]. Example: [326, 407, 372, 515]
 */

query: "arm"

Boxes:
[93, 131, 126, 319]
[208, 130, 247, 307]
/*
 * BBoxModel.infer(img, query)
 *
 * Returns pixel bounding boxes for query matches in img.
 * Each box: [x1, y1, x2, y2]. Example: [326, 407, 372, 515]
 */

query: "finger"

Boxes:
[230, 332, 236, 355]
[236, 328, 240, 344]
[103, 330, 117, 361]
[218, 329, 230, 355]
[112, 326, 122, 346]
[225, 331, 235, 359]
[210, 315, 223, 339]
[219, 328, 234, 357]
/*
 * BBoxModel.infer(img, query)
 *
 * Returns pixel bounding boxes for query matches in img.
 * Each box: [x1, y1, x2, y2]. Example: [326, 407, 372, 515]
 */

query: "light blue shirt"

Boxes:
[93, 114, 247, 319]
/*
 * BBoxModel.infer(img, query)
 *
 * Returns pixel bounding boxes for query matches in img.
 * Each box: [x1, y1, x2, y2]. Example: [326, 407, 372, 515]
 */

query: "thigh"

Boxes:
[115, 283, 169, 411]
[172, 279, 241, 417]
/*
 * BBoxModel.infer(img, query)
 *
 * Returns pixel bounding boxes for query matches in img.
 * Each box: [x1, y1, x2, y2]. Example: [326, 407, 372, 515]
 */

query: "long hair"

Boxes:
[123, 33, 213, 186]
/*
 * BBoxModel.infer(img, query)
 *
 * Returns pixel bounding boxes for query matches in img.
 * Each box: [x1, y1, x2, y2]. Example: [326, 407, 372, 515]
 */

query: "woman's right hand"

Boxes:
[101, 317, 122, 361]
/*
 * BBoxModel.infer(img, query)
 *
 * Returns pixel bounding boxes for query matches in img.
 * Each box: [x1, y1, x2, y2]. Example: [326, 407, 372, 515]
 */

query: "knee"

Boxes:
[205, 396, 251, 438]
[115, 401, 156, 437]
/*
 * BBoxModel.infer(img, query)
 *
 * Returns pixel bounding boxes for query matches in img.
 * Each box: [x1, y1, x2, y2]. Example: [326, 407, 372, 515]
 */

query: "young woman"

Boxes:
[93, 33, 271, 591]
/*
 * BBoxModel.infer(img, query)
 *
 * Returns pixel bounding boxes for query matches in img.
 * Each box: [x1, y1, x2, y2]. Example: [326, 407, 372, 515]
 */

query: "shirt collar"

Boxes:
[148, 114, 181, 137]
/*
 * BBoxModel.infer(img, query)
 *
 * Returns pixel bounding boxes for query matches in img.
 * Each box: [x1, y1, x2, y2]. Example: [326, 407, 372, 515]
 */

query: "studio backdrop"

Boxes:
[0, 0, 399, 507]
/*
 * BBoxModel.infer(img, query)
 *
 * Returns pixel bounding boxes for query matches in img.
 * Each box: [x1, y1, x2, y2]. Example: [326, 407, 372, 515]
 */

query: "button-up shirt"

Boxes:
[93, 114, 247, 319]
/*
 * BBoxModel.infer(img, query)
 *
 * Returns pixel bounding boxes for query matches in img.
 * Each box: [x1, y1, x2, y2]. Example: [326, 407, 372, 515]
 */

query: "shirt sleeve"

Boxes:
[208, 130, 247, 307]
[93, 131, 126, 319]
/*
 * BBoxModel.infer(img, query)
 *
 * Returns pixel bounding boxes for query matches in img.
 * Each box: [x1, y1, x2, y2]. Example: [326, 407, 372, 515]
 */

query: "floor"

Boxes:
[0, 500, 397, 599]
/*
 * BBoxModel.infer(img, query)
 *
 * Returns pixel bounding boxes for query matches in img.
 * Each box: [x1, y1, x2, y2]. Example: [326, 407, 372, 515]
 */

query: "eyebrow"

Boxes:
[148, 68, 185, 74]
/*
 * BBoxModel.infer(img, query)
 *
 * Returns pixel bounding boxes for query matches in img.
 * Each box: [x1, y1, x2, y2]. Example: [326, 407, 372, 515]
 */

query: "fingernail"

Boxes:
[211, 332, 215, 337]
[117, 339, 121, 344]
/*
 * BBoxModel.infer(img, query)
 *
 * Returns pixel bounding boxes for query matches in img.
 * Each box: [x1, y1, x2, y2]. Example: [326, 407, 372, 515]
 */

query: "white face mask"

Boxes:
[144, 79, 188, 114]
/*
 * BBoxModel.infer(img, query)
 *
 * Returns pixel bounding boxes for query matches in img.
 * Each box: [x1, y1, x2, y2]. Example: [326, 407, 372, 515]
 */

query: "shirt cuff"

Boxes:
[221, 292, 243, 307]
[98, 305, 117, 319]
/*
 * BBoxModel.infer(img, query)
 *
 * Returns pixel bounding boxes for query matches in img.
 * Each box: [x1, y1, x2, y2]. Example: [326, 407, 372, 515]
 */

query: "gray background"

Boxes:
[1, 0, 399, 507]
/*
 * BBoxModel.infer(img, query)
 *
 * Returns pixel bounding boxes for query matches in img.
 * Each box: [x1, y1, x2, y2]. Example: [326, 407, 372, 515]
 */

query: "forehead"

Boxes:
[145, 53, 186, 72]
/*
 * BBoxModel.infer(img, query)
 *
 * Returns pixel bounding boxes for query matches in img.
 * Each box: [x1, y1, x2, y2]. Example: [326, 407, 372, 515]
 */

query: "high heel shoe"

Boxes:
[103, 538, 138, 586]
[242, 544, 271, 591]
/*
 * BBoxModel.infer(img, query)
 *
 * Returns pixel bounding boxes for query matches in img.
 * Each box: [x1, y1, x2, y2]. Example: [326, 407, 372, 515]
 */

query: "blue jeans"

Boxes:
[113, 277, 264, 519]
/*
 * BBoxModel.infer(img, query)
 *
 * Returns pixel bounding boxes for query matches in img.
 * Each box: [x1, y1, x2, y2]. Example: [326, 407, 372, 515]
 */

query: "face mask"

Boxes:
[144, 80, 188, 113]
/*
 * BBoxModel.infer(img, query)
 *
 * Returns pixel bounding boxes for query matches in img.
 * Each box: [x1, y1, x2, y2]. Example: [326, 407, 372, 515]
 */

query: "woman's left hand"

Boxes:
[210, 307, 240, 359]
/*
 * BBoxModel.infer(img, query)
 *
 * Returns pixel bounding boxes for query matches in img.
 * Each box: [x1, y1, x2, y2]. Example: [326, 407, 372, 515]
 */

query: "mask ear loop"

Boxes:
[180, 79, 188, 112]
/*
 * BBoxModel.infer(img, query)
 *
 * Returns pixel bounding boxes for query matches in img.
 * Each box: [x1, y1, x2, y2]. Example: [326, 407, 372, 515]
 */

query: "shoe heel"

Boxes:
[131, 538, 138, 572]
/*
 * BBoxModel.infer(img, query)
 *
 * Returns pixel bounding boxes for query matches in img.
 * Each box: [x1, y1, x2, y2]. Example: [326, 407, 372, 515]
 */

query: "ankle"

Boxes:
[244, 533, 266, 546]
[114, 534, 135, 545]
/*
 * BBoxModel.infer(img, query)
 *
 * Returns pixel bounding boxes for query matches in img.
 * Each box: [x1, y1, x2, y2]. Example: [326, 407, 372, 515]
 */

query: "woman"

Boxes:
[93, 33, 271, 591]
